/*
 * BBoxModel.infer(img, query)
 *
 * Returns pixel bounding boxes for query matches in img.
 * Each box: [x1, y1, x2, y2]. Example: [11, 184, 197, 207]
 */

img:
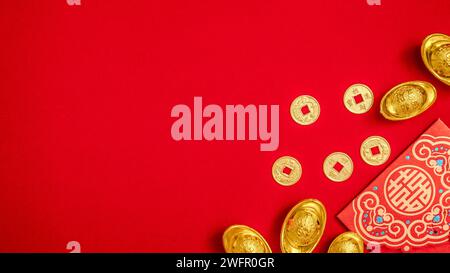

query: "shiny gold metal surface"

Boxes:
[323, 152, 353, 182]
[380, 81, 436, 121]
[421, 33, 450, 86]
[290, 95, 320, 125]
[360, 136, 391, 166]
[343, 84, 374, 114]
[280, 199, 326, 253]
[328, 232, 364, 253]
[223, 225, 272, 253]
[272, 156, 302, 186]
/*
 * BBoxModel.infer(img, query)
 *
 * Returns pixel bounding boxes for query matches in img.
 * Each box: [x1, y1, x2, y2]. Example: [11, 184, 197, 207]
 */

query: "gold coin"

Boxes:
[360, 136, 391, 166]
[280, 199, 326, 253]
[343, 84, 374, 114]
[272, 156, 302, 186]
[223, 225, 272, 253]
[328, 232, 364, 253]
[290, 95, 320, 125]
[421, 33, 450, 86]
[323, 152, 353, 182]
[380, 81, 436, 121]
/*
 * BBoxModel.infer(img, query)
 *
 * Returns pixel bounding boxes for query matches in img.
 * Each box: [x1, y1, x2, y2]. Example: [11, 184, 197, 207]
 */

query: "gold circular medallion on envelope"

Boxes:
[290, 95, 320, 125]
[323, 152, 353, 182]
[223, 225, 272, 253]
[272, 156, 302, 186]
[343, 84, 374, 114]
[360, 136, 391, 166]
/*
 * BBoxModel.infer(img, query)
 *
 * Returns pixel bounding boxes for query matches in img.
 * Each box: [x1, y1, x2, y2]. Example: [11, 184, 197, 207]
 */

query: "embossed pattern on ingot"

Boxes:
[380, 81, 436, 121]
[223, 225, 272, 253]
[290, 95, 320, 125]
[281, 199, 326, 253]
[343, 84, 374, 114]
[272, 156, 302, 186]
[360, 136, 391, 166]
[431, 44, 450, 78]
[384, 165, 435, 216]
[323, 152, 353, 182]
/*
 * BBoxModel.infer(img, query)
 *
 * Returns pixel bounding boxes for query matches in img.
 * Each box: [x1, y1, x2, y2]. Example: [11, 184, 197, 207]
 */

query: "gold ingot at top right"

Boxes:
[422, 33, 450, 86]
[380, 81, 436, 121]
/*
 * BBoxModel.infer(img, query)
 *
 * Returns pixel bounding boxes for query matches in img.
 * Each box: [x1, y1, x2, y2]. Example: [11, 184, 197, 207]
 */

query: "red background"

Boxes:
[1, 0, 450, 253]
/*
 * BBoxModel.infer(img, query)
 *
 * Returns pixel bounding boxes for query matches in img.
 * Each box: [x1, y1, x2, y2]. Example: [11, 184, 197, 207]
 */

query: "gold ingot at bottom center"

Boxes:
[281, 199, 326, 253]
[223, 225, 272, 253]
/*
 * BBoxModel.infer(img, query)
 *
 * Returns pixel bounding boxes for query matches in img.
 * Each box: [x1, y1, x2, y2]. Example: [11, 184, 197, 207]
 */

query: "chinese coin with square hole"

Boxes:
[360, 136, 391, 166]
[323, 152, 353, 182]
[272, 156, 302, 186]
[290, 95, 320, 125]
[343, 84, 374, 114]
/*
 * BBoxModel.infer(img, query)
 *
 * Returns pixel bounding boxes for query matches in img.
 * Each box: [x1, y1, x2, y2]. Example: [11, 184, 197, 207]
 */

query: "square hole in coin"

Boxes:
[283, 166, 292, 175]
[333, 162, 344, 172]
[370, 146, 381, 156]
[353, 94, 364, 104]
[301, 105, 310, 115]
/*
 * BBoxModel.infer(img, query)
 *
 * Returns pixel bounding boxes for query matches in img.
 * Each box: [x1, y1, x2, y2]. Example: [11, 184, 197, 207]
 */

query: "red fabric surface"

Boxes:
[1, 0, 450, 253]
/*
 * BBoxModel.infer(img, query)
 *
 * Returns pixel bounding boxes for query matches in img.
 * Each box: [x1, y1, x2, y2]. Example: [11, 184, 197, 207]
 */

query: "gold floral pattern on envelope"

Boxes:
[339, 119, 450, 252]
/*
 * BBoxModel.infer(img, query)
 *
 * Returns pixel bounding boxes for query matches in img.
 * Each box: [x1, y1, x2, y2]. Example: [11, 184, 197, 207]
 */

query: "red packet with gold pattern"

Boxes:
[338, 119, 450, 252]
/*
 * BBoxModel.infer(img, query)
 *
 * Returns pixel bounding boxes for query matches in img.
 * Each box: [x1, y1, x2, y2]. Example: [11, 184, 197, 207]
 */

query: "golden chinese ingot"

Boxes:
[421, 33, 450, 86]
[360, 136, 391, 166]
[223, 225, 272, 253]
[380, 81, 437, 121]
[323, 152, 353, 182]
[272, 156, 302, 186]
[280, 199, 326, 253]
[343, 84, 374, 114]
[290, 95, 320, 125]
[328, 232, 364, 253]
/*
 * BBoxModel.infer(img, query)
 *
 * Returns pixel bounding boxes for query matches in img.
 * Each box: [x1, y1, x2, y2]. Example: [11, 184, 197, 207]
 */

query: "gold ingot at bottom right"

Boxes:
[280, 199, 326, 253]
[328, 232, 364, 253]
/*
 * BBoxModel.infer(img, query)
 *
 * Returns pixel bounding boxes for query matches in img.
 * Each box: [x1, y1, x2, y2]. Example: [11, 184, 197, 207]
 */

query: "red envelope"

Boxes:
[338, 119, 450, 253]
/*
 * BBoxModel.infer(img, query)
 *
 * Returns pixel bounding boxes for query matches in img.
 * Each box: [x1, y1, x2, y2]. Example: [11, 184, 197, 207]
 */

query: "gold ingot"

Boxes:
[323, 152, 353, 182]
[328, 232, 364, 253]
[360, 136, 391, 166]
[290, 95, 320, 125]
[380, 81, 436, 121]
[223, 225, 272, 253]
[272, 156, 302, 186]
[343, 84, 374, 114]
[280, 199, 326, 253]
[421, 33, 450, 86]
